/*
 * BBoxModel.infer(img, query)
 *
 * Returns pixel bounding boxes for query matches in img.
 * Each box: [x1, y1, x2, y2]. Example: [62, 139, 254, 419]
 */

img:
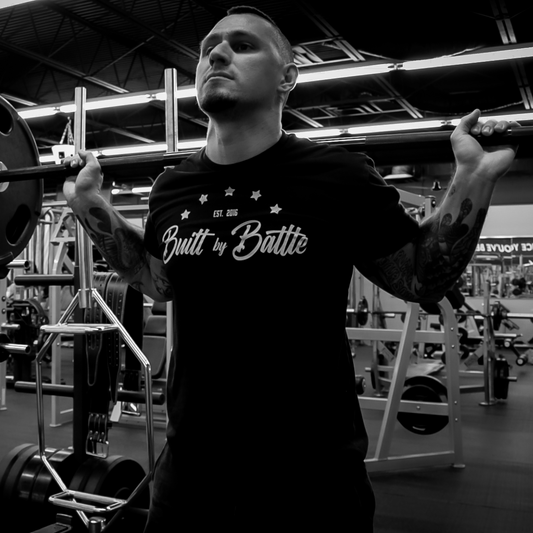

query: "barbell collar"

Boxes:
[0, 342, 31, 355]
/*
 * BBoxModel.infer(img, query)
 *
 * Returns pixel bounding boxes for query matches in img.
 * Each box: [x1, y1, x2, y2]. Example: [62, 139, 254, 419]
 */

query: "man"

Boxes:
[63, 6, 519, 532]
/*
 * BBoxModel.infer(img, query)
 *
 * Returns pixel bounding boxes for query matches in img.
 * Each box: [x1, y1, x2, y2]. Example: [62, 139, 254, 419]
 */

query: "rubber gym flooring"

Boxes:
[1, 343, 532, 533]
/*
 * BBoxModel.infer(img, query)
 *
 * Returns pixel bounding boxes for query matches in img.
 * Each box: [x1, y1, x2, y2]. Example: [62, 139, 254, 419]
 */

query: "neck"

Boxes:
[205, 113, 282, 165]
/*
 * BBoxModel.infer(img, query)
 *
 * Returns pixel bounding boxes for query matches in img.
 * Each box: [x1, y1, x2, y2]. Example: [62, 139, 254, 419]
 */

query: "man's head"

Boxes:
[195, 6, 298, 117]
[226, 6, 294, 65]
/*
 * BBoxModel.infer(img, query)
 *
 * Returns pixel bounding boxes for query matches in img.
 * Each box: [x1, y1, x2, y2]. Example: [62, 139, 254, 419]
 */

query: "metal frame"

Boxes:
[347, 297, 465, 472]
[31, 85, 157, 530]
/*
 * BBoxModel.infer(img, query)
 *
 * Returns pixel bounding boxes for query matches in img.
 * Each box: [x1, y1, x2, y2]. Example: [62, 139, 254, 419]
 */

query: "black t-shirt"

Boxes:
[145, 132, 418, 467]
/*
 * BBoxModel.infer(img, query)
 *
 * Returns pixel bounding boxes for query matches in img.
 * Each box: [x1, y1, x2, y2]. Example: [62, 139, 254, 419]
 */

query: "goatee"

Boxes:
[199, 92, 238, 114]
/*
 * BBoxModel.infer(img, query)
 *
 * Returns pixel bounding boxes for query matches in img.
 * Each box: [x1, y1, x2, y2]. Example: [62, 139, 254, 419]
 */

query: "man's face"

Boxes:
[195, 14, 286, 116]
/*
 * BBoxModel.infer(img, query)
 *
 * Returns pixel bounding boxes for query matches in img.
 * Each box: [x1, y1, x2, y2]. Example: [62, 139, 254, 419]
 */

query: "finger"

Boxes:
[480, 120, 498, 136]
[456, 109, 481, 135]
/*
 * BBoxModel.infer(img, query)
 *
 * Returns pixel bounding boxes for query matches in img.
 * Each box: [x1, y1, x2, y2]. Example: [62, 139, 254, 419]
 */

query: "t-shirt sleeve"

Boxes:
[144, 212, 161, 259]
[346, 155, 420, 262]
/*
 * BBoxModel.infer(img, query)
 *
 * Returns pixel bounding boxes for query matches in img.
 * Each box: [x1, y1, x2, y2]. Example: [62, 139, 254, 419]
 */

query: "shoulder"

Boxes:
[281, 133, 387, 192]
[151, 150, 206, 190]
[283, 133, 376, 175]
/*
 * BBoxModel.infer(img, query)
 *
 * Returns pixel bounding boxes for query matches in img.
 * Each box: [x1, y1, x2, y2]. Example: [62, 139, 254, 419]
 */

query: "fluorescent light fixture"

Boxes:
[402, 45, 533, 71]
[294, 128, 342, 139]
[297, 62, 392, 84]
[131, 186, 152, 194]
[17, 44, 533, 119]
[1, 0, 37, 8]
[18, 106, 57, 119]
[99, 143, 167, 157]
[347, 120, 448, 135]
[154, 88, 197, 100]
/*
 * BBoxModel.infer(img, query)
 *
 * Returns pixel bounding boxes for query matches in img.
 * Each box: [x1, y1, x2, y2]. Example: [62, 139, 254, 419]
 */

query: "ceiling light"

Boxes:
[297, 62, 392, 83]
[16, 44, 533, 120]
[131, 186, 152, 194]
[347, 120, 447, 135]
[402, 44, 533, 71]
[294, 128, 342, 139]
[18, 106, 58, 119]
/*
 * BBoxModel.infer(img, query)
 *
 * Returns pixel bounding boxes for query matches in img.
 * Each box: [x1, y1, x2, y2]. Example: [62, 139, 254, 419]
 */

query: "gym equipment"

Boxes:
[347, 297, 465, 472]
[0, 96, 42, 269]
[0, 444, 79, 532]
[397, 375, 449, 435]
[0, 83, 172, 532]
[2, 298, 50, 381]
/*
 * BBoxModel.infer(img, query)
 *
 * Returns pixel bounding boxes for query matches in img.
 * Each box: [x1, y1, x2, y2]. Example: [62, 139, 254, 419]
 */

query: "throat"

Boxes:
[205, 122, 282, 165]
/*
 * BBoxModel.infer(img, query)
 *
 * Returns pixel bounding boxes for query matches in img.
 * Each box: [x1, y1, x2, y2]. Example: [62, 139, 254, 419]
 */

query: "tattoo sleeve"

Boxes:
[75, 204, 172, 299]
[375, 198, 487, 302]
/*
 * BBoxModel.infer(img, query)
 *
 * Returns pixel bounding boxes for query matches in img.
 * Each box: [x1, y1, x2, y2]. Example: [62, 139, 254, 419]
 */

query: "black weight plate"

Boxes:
[0, 96, 42, 268]
[0, 443, 39, 526]
[70, 455, 149, 532]
[0, 443, 38, 504]
[397, 375, 449, 435]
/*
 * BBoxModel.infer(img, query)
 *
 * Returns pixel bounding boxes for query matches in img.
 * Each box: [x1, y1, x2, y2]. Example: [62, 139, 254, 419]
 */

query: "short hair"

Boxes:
[226, 5, 294, 64]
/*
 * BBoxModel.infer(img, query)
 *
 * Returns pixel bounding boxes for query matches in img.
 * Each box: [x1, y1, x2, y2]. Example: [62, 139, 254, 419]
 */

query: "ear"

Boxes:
[278, 63, 299, 98]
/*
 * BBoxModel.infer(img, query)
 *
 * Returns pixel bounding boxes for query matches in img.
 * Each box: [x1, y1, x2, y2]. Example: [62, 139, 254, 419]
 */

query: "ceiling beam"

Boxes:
[490, 0, 533, 109]
[87, 0, 199, 60]
[295, 1, 421, 120]
[40, 0, 195, 80]
[0, 37, 128, 94]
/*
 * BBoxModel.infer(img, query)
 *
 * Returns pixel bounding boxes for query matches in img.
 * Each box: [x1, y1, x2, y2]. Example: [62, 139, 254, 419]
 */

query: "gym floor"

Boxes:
[1, 344, 532, 533]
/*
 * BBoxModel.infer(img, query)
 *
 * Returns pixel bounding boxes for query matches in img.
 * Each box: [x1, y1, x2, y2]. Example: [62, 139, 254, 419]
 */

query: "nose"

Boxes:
[209, 41, 231, 66]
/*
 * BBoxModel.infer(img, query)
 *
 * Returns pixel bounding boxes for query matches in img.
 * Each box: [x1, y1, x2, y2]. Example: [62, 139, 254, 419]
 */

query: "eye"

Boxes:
[234, 42, 253, 52]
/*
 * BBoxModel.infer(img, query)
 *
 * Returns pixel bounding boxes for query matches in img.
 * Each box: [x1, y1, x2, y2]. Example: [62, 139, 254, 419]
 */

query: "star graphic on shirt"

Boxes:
[181, 210, 190, 220]
[225, 187, 235, 197]
[251, 190, 261, 201]
[199, 194, 208, 204]
[270, 204, 282, 214]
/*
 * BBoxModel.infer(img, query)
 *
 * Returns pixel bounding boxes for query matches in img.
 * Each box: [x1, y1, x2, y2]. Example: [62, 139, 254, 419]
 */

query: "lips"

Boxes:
[205, 72, 232, 82]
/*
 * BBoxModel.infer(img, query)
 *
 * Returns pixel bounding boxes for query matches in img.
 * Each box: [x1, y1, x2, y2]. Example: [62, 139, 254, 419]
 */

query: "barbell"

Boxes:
[1, 95, 532, 274]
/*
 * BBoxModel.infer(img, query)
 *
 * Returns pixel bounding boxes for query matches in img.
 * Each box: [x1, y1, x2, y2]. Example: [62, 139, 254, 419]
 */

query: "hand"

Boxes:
[450, 109, 519, 182]
[62, 150, 103, 206]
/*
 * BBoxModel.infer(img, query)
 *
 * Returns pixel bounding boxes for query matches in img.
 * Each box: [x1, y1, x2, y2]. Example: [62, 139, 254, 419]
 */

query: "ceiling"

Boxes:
[0, 0, 533, 198]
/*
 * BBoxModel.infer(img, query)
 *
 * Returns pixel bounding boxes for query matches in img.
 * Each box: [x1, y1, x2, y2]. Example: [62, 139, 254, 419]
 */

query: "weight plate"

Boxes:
[70, 455, 149, 532]
[0, 96, 42, 269]
[0, 443, 39, 530]
[397, 375, 449, 435]
[0, 443, 38, 507]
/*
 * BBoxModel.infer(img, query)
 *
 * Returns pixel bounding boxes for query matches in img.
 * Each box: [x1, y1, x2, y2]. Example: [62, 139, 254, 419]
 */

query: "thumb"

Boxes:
[455, 109, 481, 134]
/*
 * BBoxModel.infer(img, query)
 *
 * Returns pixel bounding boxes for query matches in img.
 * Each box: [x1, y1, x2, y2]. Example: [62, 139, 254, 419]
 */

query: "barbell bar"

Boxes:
[1, 127, 531, 184]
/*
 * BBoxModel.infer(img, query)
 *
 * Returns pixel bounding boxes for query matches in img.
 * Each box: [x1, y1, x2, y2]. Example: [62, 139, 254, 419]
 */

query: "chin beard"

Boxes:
[199, 91, 238, 114]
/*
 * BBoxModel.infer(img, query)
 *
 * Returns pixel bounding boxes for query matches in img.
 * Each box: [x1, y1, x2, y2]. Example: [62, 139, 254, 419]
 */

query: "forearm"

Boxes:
[414, 170, 495, 299]
[375, 170, 495, 303]
[69, 193, 148, 285]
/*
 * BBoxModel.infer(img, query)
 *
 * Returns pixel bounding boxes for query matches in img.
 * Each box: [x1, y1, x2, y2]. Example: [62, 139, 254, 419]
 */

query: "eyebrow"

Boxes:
[200, 29, 259, 51]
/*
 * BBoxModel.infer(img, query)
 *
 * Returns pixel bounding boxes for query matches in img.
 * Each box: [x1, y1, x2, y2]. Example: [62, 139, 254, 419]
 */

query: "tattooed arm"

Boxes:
[62, 151, 172, 302]
[367, 110, 519, 303]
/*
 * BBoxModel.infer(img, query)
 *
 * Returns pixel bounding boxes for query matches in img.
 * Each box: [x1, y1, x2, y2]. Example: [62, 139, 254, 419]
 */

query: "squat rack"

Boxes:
[29, 69, 178, 530]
